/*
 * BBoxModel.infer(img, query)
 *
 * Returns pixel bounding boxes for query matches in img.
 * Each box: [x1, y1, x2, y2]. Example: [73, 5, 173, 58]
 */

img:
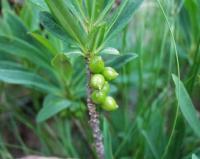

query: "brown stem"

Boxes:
[86, 58, 105, 159]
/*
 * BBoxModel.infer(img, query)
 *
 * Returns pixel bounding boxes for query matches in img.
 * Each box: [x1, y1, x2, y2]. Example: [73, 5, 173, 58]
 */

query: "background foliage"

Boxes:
[0, 0, 200, 159]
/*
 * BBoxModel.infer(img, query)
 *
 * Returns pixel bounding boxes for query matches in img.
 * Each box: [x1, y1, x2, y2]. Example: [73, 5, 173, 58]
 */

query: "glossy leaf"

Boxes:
[64, 50, 84, 58]
[101, 47, 120, 55]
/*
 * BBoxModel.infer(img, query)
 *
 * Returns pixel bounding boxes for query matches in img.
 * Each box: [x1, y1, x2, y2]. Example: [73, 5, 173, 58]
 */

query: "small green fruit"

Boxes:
[103, 67, 119, 81]
[91, 90, 106, 104]
[90, 74, 105, 89]
[89, 56, 105, 73]
[102, 82, 110, 94]
[101, 96, 118, 111]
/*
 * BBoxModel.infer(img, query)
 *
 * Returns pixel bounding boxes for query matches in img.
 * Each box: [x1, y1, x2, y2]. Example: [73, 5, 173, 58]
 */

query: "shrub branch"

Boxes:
[86, 57, 105, 159]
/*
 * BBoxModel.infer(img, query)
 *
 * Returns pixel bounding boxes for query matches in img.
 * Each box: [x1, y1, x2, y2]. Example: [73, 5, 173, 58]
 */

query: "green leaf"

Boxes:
[63, 1, 85, 28]
[40, 11, 73, 43]
[101, 47, 120, 55]
[141, 130, 159, 159]
[5, 11, 54, 57]
[106, 53, 138, 69]
[172, 74, 200, 138]
[106, 0, 143, 39]
[20, 1, 40, 31]
[95, 0, 115, 25]
[0, 36, 51, 70]
[29, 0, 49, 10]
[85, 0, 93, 18]
[64, 50, 84, 58]
[0, 61, 27, 70]
[1, 0, 11, 11]
[36, 95, 72, 122]
[0, 69, 59, 94]
[51, 54, 73, 81]
[30, 32, 58, 55]
[0, 19, 12, 36]
[103, 118, 113, 159]
[44, 0, 86, 46]
[4, 11, 28, 40]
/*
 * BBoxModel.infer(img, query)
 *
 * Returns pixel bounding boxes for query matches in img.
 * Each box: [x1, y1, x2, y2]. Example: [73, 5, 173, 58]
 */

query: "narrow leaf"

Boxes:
[0, 69, 59, 94]
[29, 0, 49, 10]
[36, 95, 72, 122]
[106, 53, 138, 69]
[172, 74, 200, 138]
[107, 0, 143, 39]
[44, 0, 86, 45]
[30, 32, 58, 55]
[0, 36, 51, 69]
[40, 11, 73, 43]
[103, 118, 113, 159]
[101, 47, 120, 55]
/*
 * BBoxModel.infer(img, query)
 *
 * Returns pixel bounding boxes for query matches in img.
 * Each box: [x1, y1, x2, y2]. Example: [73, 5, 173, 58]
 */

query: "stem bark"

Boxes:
[86, 58, 105, 159]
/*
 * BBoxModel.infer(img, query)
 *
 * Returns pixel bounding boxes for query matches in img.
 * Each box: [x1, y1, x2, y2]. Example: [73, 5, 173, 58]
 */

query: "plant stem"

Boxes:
[86, 57, 105, 159]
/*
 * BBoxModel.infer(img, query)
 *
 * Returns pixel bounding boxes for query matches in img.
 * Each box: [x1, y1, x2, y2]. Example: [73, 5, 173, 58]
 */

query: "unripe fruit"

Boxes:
[103, 67, 119, 81]
[89, 56, 104, 73]
[91, 90, 106, 104]
[90, 74, 105, 89]
[101, 96, 118, 111]
[101, 81, 110, 94]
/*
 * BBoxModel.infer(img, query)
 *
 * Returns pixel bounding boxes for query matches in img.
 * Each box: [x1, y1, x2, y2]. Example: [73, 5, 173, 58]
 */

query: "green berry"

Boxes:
[90, 74, 105, 89]
[101, 82, 110, 94]
[101, 96, 118, 111]
[89, 56, 105, 73]
[91, 90, 106, 104]
[103, 67, 119, 81]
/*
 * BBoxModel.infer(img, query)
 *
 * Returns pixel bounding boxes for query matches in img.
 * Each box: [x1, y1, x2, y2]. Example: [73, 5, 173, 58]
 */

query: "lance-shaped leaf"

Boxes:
[44, 0, 86, 46]
[40, 11, 73, 44]
[30, 32, 58, 55]
[106, 0, 143, 39]
[0, 36, 51, 70]
[0, 68, 60, 94]
[29, 0, 49, 11]
[5, 11, 54, 58]
[172, 74, 200, 138]
[105, 53, 138, 69]
[103, 118, 114, 159]
[36, 94, 72, 122]
[51, 54, 73, 81]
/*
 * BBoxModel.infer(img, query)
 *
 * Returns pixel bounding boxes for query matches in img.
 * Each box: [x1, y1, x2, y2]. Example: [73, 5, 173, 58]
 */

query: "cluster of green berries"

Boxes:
[89, 56, 119, 111]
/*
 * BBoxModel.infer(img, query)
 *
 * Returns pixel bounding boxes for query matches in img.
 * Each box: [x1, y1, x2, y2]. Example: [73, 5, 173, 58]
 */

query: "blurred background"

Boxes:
[0, 0, 200, 159]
